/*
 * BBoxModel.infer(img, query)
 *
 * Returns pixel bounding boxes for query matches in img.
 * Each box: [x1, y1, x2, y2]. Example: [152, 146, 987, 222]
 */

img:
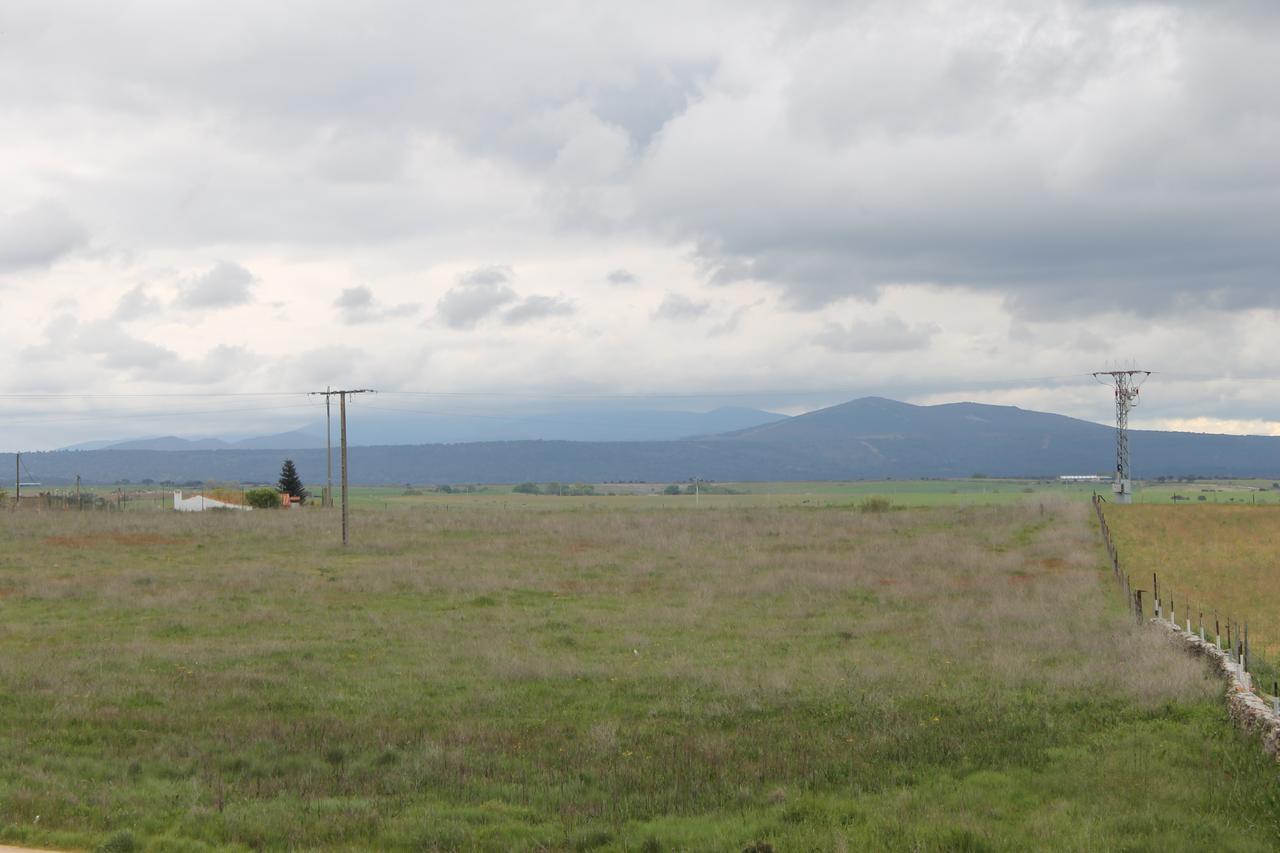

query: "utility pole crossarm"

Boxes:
[1093, 370, 1151, 505]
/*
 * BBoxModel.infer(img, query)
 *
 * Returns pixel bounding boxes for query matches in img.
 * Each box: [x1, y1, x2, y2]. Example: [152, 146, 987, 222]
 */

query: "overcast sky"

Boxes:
[2, 0, 1279, 449]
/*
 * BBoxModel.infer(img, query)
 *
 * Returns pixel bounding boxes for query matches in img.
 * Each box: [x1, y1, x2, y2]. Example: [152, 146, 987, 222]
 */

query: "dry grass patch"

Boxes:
[1108, 504, 1280, 659]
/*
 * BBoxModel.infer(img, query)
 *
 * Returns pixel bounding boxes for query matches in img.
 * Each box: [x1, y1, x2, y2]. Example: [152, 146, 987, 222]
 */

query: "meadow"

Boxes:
[1107, 503, 1280, 665]
[2, 496, 1279, 850]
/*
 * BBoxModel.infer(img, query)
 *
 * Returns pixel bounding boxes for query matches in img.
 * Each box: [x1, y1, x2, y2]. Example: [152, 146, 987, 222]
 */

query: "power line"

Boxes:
[0, 391, 311, 400]
[0, 402, 323, 425]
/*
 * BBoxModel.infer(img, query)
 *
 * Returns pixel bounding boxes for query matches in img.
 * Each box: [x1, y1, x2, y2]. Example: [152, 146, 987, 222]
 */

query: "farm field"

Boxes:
[1107, 504, 1280, 667]
[35, 477, 1280, 515]
[2, 499, 1279, 850]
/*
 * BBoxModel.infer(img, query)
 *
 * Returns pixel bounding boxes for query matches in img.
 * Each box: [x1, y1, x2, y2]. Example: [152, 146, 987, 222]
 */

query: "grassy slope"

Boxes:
[0, 501, 1277, 851]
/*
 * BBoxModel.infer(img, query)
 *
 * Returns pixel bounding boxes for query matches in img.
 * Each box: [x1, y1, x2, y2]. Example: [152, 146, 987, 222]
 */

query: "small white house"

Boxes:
[173, 491, 252, 512]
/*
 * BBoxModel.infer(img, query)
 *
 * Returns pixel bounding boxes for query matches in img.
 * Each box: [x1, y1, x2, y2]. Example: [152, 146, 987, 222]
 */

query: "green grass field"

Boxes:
[3, 496, 1279, 850]
[50, 476, 1280, 515]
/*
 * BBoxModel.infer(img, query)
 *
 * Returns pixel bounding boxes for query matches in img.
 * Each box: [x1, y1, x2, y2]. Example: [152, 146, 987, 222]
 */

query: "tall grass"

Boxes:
[0, 499, 1275, 850]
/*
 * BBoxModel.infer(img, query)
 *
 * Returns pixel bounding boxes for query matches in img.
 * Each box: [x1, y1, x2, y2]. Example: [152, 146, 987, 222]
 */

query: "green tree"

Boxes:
[513, 482, 541, 494]
[245, 487, 280, 509]
[277, 459, 308, 503]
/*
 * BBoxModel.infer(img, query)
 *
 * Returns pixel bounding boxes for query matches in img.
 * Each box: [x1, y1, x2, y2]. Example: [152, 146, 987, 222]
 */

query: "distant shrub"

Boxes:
[663, 484, 682, 495]
[513, 482, 541, 494]
[245, 487, 280, 509]
[205, 487, 247, 506]
[96, 831, 138, 853]
[858, 496, 893, 513]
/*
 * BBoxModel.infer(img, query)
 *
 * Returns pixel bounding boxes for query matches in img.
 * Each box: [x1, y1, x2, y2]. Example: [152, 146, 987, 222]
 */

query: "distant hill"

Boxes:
[58, 407, 784, 451]
[18, 397, 1280, 485]
[69, 430, 328, 452]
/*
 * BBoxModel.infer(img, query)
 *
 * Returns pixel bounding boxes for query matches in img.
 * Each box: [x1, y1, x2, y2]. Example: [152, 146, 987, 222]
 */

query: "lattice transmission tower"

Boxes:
[1093, 369, 1150, 504]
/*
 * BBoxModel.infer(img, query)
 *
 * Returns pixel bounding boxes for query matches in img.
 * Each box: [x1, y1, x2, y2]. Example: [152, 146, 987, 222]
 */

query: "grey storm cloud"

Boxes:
[0, 201, 87, 273]
[175, 261, 257, 309]
[6, 2, 1277, 319]
[607, 269, 639, 286]
[815, 316, 939, 354]
[630, 2, 1280, 319]
[334, 285, 420, 325]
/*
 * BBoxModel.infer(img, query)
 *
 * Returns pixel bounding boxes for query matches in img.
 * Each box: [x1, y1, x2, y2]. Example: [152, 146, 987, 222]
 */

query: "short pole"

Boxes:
[1244, 622, 1250, 674]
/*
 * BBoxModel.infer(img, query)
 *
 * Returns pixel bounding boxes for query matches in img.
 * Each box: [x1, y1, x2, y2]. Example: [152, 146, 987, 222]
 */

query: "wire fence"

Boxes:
[1092, 493, 1280, 711]
[8, 488, 179, 512]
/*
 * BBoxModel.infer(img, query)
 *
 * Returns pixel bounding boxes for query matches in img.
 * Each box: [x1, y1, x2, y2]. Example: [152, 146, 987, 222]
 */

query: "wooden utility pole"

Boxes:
[325, 385, 333, 508]
[14, 453, 18, 507]
[340, 392, 349, 544]
[310, 388, 374, 545]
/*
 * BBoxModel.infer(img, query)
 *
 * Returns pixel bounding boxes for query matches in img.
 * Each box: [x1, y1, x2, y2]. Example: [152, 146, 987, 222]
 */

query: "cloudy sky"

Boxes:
[2, 0, 1279, 449]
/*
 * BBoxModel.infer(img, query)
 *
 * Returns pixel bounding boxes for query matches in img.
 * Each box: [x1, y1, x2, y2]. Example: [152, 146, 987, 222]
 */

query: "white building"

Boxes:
[172, 491, 252, 512]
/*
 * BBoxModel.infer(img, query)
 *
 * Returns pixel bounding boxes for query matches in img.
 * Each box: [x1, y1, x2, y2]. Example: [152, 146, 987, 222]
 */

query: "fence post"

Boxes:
[1244, 622, 1250, 676]
[1134, 590, 1144, 626]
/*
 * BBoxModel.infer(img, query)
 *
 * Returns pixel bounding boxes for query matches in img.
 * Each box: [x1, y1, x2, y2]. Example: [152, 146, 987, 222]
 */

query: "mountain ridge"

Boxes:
[16, 397, 1280, 486]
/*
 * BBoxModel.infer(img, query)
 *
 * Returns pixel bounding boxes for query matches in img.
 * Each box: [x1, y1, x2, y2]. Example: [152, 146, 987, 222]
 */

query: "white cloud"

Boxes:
[653, 292, 709, 321]
[114, 284, 163, 321]
[174, 261, 257, 309]
[503, 294, 575, 325]
[815, 316, 939, 353]
[436, 266, 518, 329]
[335, 285, 419, 325]
[0, 201, 87, 272]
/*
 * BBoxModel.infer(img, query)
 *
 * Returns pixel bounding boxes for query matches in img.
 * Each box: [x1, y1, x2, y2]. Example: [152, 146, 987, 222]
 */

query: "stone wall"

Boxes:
[1154, 618, 1280, 759]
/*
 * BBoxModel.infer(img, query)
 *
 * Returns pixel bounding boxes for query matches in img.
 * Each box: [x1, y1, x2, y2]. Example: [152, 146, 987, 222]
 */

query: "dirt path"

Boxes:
[0, 846, 71, 852]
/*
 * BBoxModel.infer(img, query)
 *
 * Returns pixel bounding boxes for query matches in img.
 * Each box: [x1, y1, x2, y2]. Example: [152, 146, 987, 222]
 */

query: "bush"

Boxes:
[513, 482, 541, 494]
[663, 484, 682, 495]
[858, 496, 893, 513]
[96, 831, 138, 853]
[245, 487, 280, 509]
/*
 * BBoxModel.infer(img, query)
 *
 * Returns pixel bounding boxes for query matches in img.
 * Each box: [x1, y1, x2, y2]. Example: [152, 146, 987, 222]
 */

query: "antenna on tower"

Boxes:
[1093, 368, 1151, 504]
